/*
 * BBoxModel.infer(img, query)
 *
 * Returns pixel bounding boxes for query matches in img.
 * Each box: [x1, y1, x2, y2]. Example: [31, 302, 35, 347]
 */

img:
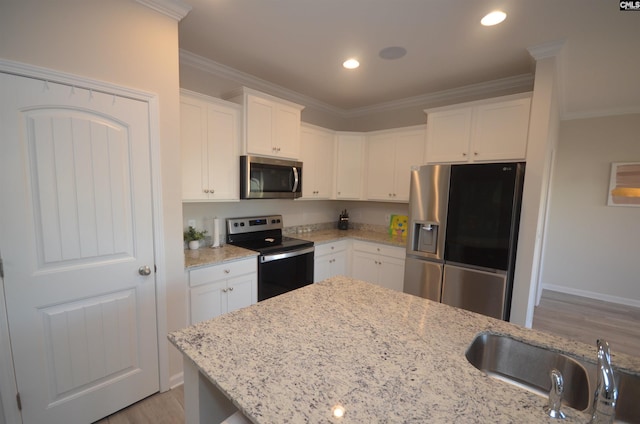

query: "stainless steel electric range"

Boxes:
[226, 215, 314, 301]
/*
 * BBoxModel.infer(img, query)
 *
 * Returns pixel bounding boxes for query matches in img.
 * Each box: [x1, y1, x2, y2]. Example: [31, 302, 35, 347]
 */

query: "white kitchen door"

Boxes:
[0, 72, 159, 423]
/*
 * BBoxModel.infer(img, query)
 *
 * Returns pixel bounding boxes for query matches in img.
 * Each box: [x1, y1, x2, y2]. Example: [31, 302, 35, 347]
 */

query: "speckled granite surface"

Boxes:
[184, 245, 258, 269]
[184, 228, 406, 269]
[168, 277, 640, 423]
[297, 228, 407, 248]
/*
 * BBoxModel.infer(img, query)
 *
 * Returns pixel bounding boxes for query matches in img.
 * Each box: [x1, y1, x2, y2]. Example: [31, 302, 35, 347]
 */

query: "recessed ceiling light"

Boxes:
[481, 10, 506, 26]
[379, 46, 407, 60]
[343, 58, 360, 69]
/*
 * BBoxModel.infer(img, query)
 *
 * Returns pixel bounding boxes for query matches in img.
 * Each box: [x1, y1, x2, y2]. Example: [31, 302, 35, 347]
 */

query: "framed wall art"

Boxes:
[608, 162, 640, 207]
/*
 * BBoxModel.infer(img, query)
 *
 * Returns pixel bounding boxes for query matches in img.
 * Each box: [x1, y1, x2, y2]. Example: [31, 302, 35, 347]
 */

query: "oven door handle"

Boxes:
[260, 246, 314, 263]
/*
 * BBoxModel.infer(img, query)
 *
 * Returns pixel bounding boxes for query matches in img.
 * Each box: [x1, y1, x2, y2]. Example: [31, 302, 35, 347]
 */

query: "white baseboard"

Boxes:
[169, 371, 184, 390]
[542, 284, 640, 309]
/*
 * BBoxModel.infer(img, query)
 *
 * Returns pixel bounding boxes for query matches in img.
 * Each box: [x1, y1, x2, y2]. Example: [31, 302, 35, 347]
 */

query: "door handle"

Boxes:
[138, 265, 152, 276]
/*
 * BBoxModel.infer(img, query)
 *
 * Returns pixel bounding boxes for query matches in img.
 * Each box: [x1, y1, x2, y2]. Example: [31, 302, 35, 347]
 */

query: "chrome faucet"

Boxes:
[544, 368, 566, 419]
[590, 339, 618, 424]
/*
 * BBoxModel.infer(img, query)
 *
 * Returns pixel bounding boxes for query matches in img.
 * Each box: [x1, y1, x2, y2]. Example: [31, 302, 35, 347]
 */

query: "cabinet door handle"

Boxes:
[204, 189, 209, 193]
[224, 269, 230, 274]
[474, 152, 478, 156]
[222, 288, 228, 293]
[228, 287, 234, 291]
[462, 152, 467, 157]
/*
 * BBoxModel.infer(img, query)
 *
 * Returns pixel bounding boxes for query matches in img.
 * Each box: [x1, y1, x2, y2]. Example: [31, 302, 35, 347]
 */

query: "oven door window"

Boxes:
[258, 252, 314, 301]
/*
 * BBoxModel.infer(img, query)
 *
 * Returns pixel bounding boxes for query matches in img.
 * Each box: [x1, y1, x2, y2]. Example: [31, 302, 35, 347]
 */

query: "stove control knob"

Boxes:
[277, 219, 281, 223]
[240, 222, 245, 226]
[234, 223, 238, 227]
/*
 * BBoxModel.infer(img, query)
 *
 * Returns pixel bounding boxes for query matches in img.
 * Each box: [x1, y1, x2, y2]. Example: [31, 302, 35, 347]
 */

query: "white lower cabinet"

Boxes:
[314, 240, 348, 282]
[188, 257, 257, 325]
[351, 241, 405, 292]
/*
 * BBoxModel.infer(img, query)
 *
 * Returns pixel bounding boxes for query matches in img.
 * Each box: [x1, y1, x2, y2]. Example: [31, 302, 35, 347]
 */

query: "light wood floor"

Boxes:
[532, 289, 640, 358]
[98, 290, 640, 423]
[93, 385, 184, 423]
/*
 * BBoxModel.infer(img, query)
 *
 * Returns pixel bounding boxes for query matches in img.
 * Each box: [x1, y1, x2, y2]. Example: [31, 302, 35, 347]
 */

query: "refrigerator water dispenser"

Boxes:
[413, 222, 439, 254]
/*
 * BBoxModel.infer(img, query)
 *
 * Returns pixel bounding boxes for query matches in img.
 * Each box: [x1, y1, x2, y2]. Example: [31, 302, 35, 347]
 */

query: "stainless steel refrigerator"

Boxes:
[403, 162, 525, 320]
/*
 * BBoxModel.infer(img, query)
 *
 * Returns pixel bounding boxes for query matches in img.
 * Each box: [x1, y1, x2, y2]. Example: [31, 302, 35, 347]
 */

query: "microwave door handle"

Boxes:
[292, 167, 299, 192]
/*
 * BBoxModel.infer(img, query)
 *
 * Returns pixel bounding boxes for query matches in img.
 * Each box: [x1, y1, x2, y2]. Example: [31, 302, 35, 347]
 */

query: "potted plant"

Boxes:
[184, 226, 207, 250]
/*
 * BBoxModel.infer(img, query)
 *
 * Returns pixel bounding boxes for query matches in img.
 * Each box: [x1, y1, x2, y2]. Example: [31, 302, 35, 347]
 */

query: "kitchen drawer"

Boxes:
[352, 240, 405, 260]
[189, 257, 257, 287]
[315, 240, 348, 257]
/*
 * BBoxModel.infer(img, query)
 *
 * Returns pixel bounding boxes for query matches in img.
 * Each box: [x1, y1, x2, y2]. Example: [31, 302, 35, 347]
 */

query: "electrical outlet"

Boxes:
[384, 214, 391, 224]
[187, 219, 196, 228]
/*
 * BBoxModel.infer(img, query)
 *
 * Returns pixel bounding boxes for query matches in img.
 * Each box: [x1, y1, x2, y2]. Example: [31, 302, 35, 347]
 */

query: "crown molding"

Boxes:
[179, 50, 344, 116]
[343, 74, 534, 118]
[180, 49, 534, 119]
[528, 39, 567, 117]
[527, 39, 566, 61]
[561, 106, 640, 121]
[136, 0, 192, 21]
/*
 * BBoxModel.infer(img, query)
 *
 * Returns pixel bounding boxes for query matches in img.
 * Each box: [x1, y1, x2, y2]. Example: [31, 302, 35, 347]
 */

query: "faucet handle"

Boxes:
[544, 368, 566, 419]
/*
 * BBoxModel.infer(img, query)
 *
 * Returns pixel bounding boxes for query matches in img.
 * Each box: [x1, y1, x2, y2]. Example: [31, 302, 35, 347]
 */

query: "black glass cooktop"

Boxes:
[229, 235, 313, 255]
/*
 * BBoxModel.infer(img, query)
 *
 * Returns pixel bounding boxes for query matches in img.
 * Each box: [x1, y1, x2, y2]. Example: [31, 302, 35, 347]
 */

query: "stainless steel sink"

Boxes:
[466, 333, 640, 423]
[613, 369, 640, 423]
[465, 333, 590, 411]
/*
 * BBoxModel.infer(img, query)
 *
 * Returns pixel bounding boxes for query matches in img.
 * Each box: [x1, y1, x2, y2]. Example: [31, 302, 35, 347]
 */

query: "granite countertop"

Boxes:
[184, 244, 258, 269]
[296, 228, 407, 248]
[168, 277, 640, 423]
[184, 228, 406, 269]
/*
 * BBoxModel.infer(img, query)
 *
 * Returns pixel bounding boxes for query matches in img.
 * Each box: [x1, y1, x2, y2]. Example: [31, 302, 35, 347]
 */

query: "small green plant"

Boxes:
[183, 226, 207, 242]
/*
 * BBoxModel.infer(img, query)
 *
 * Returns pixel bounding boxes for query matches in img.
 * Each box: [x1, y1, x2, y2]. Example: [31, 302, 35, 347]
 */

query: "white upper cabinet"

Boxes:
[425, 94, 531, 163]
[335, 132, 366, 200]
[227, 87, 305, 160]
[300, 124, 335, 199]
[366, 126, 426, 202]
[180, 90, 241, 201]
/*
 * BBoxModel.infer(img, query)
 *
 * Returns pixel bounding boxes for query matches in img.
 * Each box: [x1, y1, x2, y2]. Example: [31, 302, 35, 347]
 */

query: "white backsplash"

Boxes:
[182, 199, 409, 243]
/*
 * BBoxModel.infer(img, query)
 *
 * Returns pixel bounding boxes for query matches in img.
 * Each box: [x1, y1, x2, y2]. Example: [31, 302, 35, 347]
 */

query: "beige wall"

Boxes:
[540, 114, 640, 305]
[0, 0, 186, 387]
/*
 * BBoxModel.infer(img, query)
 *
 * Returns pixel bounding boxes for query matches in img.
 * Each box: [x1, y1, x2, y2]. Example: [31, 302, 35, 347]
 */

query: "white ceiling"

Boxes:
[178, 0, 640, 119]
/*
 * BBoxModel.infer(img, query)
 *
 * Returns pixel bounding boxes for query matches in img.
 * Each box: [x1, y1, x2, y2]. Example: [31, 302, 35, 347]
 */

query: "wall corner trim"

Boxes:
[136, 0, 192, 21]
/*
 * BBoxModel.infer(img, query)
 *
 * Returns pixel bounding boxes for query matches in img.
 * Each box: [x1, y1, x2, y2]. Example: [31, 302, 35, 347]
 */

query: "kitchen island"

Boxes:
[168, 277, 640, 423]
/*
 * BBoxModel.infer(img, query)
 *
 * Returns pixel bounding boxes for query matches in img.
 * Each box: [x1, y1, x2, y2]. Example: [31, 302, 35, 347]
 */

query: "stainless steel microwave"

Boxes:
[240, 155, 303, 199]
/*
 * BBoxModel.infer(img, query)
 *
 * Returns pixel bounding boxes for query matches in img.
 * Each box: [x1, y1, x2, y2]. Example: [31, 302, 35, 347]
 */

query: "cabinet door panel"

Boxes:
[227, 274, 257, 313]
[336, 134, 365, 199]
[246, 95, 275, 156]
[190, 281, 226, 324]
[366, 135, 395, 201]
[426, 108, 472, 163]
[332, 252, 348, 277]
[314, 255, 332, 282]
[276, 106, 300, 159]
[207, 104, 239, 200]
[472, 98, 530, 161]
[379, 257, 405, 292]
[393, 131, 426, 201]
[180, 98, 208, 200]
[351, 251, 379, 284]
[301, 126, 334, 199]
